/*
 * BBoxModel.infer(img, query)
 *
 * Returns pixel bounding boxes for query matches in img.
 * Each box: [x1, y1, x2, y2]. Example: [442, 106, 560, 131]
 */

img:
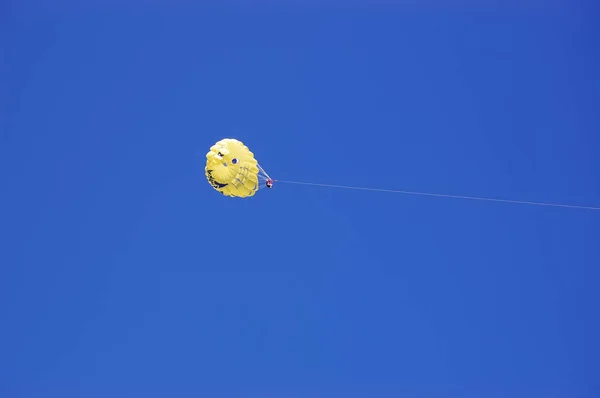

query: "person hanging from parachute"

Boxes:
[205, 138, 274, 197]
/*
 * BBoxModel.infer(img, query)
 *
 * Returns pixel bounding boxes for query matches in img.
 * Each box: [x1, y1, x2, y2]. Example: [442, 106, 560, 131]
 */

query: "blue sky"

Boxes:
[2, 2, 599, 397]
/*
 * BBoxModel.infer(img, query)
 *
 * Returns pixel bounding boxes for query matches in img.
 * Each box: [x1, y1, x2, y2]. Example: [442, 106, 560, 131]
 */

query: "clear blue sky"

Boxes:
[2, 2, 599, 397]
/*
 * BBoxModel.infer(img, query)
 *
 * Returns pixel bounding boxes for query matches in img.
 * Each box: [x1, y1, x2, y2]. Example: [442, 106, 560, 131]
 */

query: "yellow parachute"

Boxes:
[205, 138, 273, 197]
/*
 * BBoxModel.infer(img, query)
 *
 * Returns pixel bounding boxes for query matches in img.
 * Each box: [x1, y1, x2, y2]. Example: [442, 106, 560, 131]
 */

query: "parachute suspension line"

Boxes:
[257, 164, 271, 179]
[274, 180, 600, 211]
[256, 163, 273, 190]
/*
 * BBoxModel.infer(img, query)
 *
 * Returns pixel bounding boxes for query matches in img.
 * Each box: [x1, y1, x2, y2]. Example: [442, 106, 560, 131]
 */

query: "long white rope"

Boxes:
[274, 180, 600, 211]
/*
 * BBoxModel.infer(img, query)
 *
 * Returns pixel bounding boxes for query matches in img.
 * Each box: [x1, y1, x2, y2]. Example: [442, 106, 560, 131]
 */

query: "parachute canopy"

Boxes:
[205, 138, 271, 198]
